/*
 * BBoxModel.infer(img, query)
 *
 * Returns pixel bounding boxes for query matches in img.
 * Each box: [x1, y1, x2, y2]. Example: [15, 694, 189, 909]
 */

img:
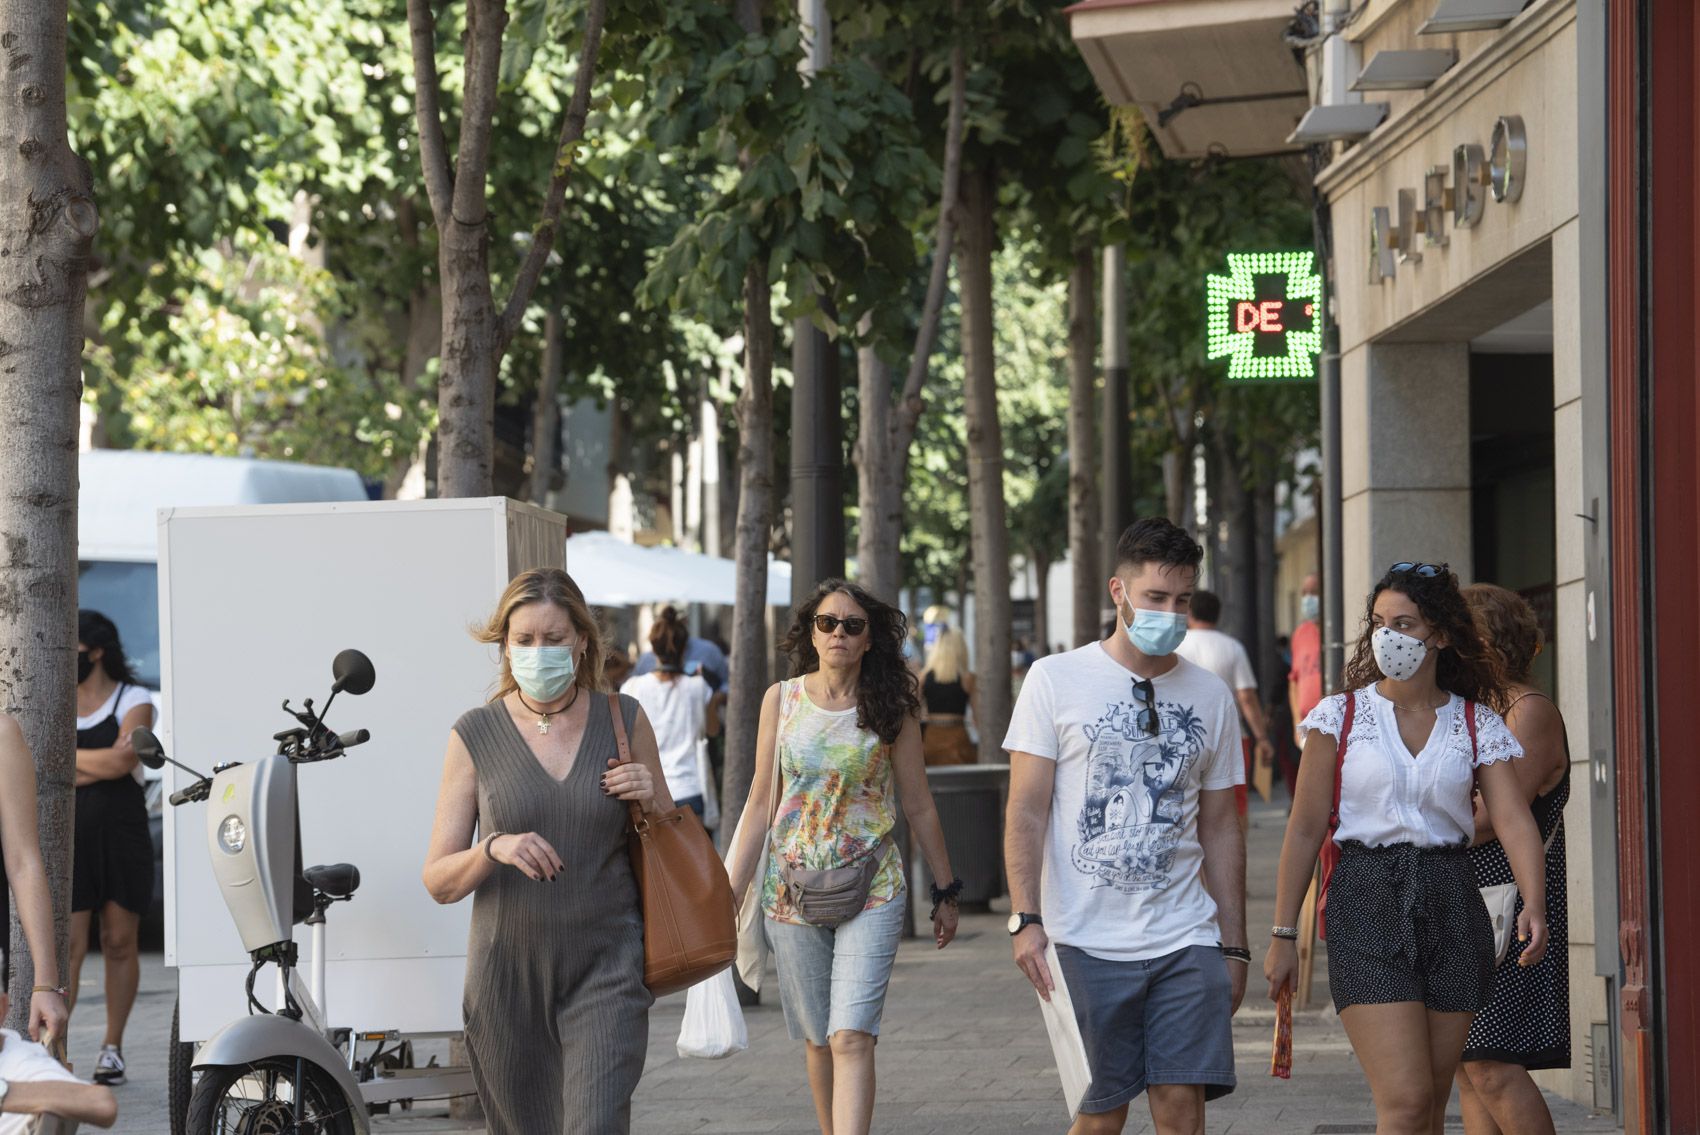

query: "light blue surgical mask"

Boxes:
[508, 646, 576, 701]
[1121, 602, 1188, 657]
[1300, 593, 1320, 622]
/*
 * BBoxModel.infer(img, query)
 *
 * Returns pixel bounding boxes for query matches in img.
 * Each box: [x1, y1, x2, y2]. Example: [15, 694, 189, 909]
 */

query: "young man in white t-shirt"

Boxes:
[1003, 517, 1247, 1134]
[0, 949, 118, 1134]
[1174, 589, 1275, 820]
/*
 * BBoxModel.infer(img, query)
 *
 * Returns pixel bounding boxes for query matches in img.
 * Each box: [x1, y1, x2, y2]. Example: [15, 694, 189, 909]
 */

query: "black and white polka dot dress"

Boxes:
[1462, 756, 1571, 1069]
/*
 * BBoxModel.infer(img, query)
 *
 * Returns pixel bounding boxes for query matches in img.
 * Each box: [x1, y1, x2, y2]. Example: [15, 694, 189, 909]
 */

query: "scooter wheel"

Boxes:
[186, 1057, 356, 1135]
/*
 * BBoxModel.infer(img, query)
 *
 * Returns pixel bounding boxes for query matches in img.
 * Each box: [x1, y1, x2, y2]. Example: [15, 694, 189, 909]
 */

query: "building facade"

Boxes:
[1070, 0, 1699, 1128]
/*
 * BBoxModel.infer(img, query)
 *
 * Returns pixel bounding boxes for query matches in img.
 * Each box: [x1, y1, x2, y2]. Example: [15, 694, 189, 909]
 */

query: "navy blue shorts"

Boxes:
[1055, 943, 1237, 1113]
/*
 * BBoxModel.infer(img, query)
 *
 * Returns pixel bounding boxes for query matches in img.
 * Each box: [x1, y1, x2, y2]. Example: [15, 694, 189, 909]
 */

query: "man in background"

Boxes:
[1175, 591, 1273, 820]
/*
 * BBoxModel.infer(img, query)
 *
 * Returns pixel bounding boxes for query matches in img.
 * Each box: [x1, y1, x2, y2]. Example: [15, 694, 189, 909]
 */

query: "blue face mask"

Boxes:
[1121, 602, 1188, 657]
[1300, 593, 1320, 622]
[508, 646, 577, 701]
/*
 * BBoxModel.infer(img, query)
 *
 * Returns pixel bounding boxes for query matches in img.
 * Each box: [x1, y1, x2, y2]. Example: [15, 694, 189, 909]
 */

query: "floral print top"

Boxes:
[761, 677, 905, 924]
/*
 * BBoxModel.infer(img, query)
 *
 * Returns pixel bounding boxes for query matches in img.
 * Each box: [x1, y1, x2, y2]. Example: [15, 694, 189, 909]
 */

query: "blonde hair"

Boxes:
[924, 627, 969, 685]
[472, 568, 607, 701]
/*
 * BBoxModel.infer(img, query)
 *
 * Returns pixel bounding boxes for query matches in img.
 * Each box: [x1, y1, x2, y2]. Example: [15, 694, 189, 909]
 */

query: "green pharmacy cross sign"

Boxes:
[1205, 251, 1323, 382]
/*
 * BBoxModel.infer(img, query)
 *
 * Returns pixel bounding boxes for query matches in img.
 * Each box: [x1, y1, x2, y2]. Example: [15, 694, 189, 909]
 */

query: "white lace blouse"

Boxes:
[1299, 687, 1523, 849]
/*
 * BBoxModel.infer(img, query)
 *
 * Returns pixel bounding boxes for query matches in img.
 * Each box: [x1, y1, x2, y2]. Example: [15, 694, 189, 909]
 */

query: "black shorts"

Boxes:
[1325, 841, 1494, 1014]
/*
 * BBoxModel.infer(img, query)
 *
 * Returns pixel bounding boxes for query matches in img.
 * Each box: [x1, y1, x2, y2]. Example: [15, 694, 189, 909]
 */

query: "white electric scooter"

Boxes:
[136, 650, 474, 1135]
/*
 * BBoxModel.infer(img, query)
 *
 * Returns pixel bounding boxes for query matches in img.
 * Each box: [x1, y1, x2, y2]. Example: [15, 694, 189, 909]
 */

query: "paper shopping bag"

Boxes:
[1037, 941, 1092, 1117]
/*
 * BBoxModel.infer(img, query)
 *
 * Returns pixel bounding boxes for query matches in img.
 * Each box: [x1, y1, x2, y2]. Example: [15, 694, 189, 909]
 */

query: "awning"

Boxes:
[564, 531, 793, 608]
[1066, 0, 1310, 160]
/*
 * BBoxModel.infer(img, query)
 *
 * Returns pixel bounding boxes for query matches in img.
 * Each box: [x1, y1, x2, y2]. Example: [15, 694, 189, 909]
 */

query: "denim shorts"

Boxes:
[1055, 943, 1237, 1113]
[765, 896, 905, 1044]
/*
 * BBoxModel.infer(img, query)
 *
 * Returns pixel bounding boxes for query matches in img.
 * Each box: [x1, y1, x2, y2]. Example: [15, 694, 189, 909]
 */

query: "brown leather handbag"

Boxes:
[607, 694, 737, 996]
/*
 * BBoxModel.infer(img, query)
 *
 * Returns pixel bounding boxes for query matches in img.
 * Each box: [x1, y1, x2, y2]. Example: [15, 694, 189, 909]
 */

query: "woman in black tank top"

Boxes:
[1, 712, 69, 1043]
[68, 611, 155, 1086]
[920, 628, 977, 765]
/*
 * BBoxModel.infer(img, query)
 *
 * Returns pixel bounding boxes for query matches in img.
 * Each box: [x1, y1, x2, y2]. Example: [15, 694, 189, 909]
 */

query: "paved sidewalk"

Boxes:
[73, 801, 1619, 1133]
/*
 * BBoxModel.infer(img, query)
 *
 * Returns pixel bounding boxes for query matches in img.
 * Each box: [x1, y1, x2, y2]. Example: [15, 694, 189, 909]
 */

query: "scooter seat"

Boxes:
[303, 862, 360, 898]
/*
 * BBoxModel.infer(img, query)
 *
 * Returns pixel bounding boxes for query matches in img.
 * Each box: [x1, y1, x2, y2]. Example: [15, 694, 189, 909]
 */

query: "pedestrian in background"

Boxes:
[1265, 563, 1550, 1135]
[1, 715, 70, 1046]
[1176, 590, 1275, 820]
[1004, 518, 1247, 1134]
[68, 610, 154, 1087]
[1287, 573, 1323, 746]
[920, 627, 977, 765]
[1455, 584, 1571, 1135]
[726, 579, 960, 1135]
[631, 617, 728, 694]
[424, 568, 675, 1134]
[622, 606, 722, 823]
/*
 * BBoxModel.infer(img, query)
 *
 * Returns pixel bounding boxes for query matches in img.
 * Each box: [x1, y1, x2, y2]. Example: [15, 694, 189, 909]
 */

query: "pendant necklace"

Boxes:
[518, 685, 579, 735]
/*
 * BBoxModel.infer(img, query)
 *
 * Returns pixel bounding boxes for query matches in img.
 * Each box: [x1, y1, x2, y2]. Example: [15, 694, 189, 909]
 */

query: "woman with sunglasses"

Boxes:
[726, 580, 960, 1135]
[1264, 563, 1550, 1135]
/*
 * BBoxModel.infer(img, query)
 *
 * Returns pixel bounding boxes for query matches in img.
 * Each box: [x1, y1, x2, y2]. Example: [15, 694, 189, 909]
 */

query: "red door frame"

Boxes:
[1606, 0, 1653, 1127]
[1613, 0, 1700, 1129]
[1646, 0, 1700, 1128]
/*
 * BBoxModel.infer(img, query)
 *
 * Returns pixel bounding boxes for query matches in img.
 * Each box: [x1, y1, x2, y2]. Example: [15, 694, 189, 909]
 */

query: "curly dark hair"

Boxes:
[779, 578, 920, 745]
[1341, 564, 1507, 704]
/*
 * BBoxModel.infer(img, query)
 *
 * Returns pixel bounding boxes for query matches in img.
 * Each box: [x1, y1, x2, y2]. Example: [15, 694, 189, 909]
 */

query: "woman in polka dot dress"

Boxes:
[1264, 563, 1550, 1135]
[1455, 584, 1571, 1135]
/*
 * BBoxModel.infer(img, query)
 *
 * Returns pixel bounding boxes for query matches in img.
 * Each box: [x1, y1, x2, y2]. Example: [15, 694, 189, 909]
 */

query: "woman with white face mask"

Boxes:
[1263, 563, 1549, 1135]
[422, 569, 674, 1134]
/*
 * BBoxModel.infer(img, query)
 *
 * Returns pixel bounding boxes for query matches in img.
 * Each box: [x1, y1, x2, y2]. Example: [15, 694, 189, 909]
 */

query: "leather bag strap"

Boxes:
[607, 693, 649, 831]
[1328, 691, 1356, 833]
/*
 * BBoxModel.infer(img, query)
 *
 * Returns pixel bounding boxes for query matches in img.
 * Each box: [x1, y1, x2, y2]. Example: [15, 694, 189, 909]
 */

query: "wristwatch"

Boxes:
[1007, 912, 1043, 936]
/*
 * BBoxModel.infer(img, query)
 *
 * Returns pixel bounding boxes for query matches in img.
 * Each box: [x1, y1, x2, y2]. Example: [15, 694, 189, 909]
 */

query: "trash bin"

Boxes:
[908, 763, 1009, 912]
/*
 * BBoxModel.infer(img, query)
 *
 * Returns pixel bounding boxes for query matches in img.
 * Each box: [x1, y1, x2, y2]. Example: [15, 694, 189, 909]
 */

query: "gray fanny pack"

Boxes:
[779, 834, 895, 928]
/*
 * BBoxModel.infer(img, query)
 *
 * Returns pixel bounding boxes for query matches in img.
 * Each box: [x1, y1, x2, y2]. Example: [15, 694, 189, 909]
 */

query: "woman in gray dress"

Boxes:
[423, 568, 675, 1134]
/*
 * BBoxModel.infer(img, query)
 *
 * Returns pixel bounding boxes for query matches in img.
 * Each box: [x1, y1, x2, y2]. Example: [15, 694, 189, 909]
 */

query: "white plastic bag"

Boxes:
[676, 968, 748, 1060]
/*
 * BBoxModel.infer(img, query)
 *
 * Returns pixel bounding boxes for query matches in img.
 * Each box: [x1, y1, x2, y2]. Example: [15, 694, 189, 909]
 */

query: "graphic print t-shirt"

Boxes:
[1002, 644, 1244, 961]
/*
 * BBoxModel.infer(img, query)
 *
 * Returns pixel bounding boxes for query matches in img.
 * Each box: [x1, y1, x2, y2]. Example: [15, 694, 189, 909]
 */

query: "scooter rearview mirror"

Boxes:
[133, 727, 166, 770]
[332, 649, 376, 696]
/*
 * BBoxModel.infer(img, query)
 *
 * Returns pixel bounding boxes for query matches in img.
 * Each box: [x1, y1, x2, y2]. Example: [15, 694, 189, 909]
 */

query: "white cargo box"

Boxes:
[160, 497, 567, 1041]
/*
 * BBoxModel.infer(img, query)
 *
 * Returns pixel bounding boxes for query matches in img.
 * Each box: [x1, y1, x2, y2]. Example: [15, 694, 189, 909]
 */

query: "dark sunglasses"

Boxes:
[813, 614, 869, 636]
[1387, 561, 1449, 579]
[1131, 677, 1158, 738]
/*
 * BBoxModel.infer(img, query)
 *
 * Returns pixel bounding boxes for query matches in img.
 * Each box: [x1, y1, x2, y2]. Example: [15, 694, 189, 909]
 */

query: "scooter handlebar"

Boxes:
[170, 779, 213, 806]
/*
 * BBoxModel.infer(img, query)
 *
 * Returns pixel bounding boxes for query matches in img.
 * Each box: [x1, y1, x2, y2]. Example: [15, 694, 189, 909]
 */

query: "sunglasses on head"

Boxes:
[813, 614, 869, 636]
[1387, 561, 1449, 579]
[1130, 677, 1158, 738]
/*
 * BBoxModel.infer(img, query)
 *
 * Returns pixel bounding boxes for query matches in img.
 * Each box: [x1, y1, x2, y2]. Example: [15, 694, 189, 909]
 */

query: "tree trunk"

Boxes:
[1252, 455, 1281, 696]
[530, 306, 564, 506]
[957, 166, 1012, 763]
[1031, 550, 1051, 659]
[854, 345, 903, 602]
[1212, 434, 1256, 649]
[385, 279, 443, 499]
[407, 0, 607, 499]
[721, 258, 774, 850]
[1066, 243, 1100, 648]
[850, 17, 965, 605]
[1162, 445, 1189, 529]
[0, 0, 97, 1027]
[435, 221, 501, 498]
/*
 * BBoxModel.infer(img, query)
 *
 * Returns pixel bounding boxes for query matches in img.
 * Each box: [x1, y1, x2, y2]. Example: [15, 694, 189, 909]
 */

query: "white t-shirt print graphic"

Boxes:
[1075, 699, 1209, 893]
[1004, 643, 1243, 962]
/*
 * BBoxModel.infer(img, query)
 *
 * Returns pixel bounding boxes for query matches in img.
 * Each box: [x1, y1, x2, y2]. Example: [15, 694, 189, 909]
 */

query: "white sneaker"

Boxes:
[93, 1045, 126, 1086]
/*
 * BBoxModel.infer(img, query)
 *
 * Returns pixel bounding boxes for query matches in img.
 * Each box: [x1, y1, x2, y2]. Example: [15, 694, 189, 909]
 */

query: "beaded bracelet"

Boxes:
[929, 877, 965, 906]
[1271, 925, 1300, 940]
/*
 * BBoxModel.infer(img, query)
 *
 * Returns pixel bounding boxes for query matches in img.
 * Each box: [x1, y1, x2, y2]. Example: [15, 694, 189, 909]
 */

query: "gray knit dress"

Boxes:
[455, 695, 652, 1135]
